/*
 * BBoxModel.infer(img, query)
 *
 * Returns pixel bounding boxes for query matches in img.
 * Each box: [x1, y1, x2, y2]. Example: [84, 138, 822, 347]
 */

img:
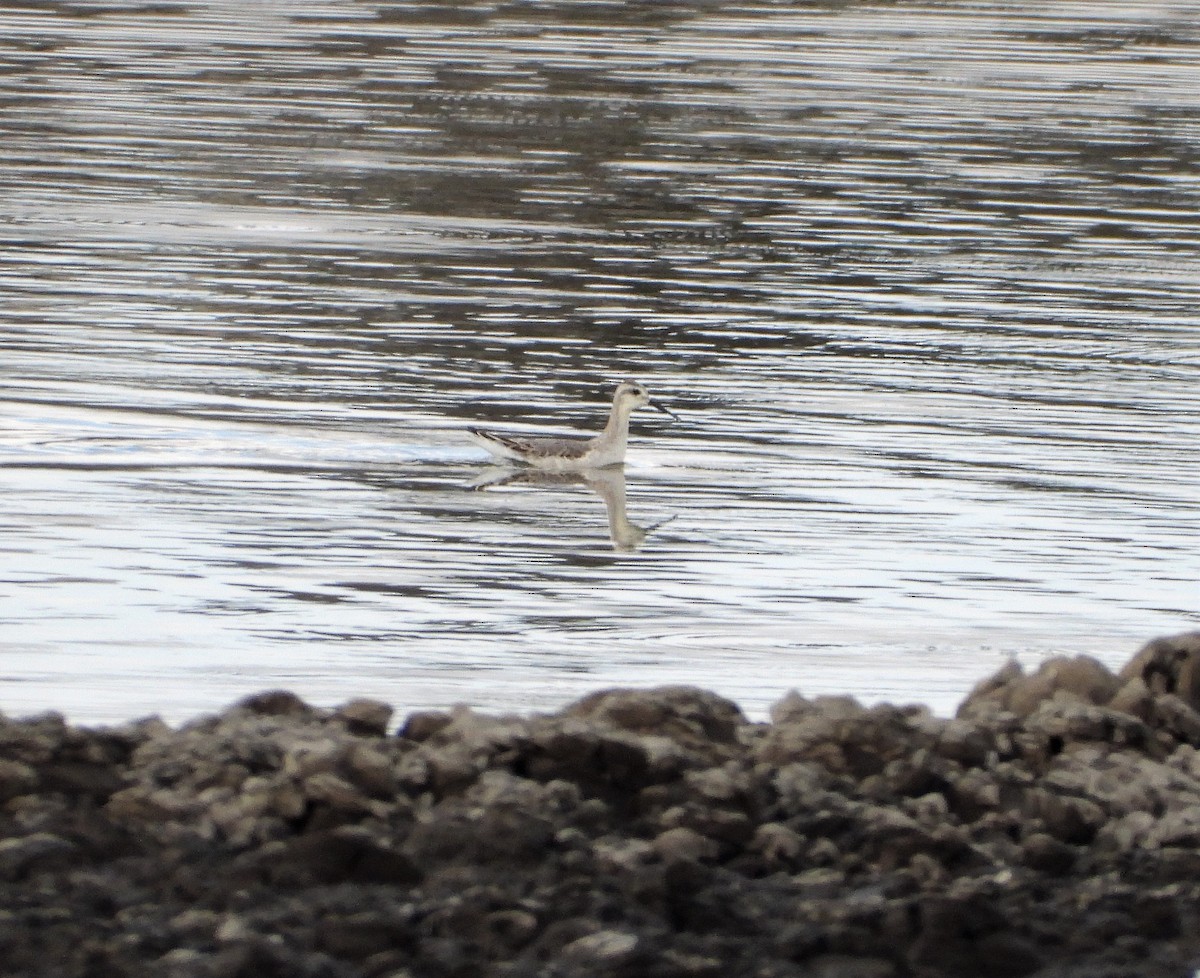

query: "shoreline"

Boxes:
[3, 632, 1200, 977]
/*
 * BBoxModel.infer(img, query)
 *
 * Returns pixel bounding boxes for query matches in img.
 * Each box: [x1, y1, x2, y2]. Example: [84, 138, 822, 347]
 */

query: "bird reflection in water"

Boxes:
[470, 465, 673, 553]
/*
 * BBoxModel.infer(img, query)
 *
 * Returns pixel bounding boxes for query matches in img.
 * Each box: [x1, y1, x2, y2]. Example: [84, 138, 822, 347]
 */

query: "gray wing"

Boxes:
[469, 428, 591, 462]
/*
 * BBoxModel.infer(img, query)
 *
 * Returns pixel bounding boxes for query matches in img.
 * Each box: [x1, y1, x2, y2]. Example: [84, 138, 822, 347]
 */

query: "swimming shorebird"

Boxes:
[468, 380, 678, 472]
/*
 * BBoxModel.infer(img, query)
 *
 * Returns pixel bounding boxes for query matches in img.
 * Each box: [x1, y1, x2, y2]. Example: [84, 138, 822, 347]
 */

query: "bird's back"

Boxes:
[469, 428, 596, 467]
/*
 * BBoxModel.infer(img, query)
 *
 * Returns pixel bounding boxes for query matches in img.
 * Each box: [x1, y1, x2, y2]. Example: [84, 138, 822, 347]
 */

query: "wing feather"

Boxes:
[469, 428, 591, 463]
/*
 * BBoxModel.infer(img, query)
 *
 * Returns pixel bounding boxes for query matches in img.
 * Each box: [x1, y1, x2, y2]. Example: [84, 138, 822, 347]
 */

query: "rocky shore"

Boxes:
[4, 634, 1200, 977]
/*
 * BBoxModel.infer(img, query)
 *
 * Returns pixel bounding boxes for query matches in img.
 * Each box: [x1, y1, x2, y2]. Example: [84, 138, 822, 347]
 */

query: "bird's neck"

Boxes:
[602, 400, 635, 440]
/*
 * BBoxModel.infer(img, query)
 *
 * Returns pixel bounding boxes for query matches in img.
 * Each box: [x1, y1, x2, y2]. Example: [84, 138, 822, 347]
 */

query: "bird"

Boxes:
[468, 380, 678, 472]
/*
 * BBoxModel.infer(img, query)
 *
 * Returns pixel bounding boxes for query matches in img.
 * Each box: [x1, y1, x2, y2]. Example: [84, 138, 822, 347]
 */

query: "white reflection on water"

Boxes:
[0, 0, 1198, 723]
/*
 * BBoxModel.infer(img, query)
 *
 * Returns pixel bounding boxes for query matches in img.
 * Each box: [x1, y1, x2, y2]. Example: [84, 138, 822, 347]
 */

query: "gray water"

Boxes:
[1, 0, 1197, 724]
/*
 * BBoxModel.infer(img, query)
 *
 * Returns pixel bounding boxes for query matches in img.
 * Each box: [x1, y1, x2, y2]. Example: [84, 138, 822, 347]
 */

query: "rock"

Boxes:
[564, 686, 745, 749]
[959, 655, 1119, 720]
[771, 761, 833, 816]
[302, 770, 378, 814]
[0, 759, 38, 802]
[398, 709, 454, 741]
[957, 659, 1024, 715]
[482, 908, 539, 951]
[342, 741, 399, 797]
[1147, 693, 1200, 744]
[909, 890, 1041, 977]
[404, 801, 555, 869]
[1118, 631, 1200, 707]
[316, 909, 412, 959]
[685, 762, 751, 803]
[0, 635, 1199, 978]
[1023, 786, 1106, 844]
[592, 836, 654, 872]
[1020, 832, 1076, 875]
[0, 712, 67, 765]
[1024, 699, 1157, 756]
[561, 929, 640, 964]
[750, 822, 804, 865]
[933, 718, 995, 766]
[756, 701, 935, 778]
[804, 954, 898, 978]
[267, 827, 422, 886]
[653, 826, 719, 863]
[0, 833, 76, 881]
[233, 689, 316, 719]
[1108, 675, 1154, 719]
[331, 698, 394, 737]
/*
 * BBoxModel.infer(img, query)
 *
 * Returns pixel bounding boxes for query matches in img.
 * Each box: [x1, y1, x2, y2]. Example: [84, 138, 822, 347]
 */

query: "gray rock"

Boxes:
[1020, 832, 1076, 875]
[0, 758, 38, 802]
[565, 686, 745, 754]
[653, 826, 719, 863]
[561, 928, 640, 964]
[0, 833, 76, 881]
[0, 636, 1199, 978]
[750, 822, 803, 865]
[1118, 631, 1200, 707]
[331, 698, 394, 736]
[959, 655, 1119, 720]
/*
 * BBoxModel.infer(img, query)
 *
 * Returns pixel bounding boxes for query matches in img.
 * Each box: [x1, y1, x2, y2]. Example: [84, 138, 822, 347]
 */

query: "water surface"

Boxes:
[1, 0, 1198, 722]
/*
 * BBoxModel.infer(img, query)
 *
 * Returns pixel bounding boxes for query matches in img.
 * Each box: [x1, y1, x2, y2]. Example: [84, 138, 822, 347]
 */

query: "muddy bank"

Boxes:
[3, 634, 1200, 978]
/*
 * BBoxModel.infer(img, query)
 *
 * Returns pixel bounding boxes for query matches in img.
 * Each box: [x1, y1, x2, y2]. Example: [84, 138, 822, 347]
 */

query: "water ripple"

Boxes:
[0, 0, 1197, 722]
